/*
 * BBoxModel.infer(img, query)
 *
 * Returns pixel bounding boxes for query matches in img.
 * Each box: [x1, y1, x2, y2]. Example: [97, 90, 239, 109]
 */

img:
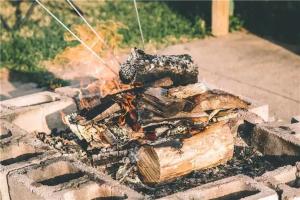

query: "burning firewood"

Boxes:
[77, 78, 140, 112]
[64, 113, 114, 148]
[61, 48, 253, 186]
[119, 48, 198, 86]
[79, 103, 121, 125]
[137, 121, 234, 184]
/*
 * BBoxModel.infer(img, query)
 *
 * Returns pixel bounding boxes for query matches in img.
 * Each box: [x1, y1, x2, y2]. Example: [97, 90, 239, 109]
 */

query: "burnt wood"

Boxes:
[119, 48, 198, 86]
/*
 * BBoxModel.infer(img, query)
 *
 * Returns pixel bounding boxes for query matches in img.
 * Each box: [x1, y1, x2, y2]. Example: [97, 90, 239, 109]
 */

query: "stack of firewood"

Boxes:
[65, 48, 251, 184]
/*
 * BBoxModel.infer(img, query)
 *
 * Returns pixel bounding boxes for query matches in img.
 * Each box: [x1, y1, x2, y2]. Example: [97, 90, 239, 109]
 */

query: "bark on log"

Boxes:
[119, 48, 198, 86]
[137, 121, 234, 184]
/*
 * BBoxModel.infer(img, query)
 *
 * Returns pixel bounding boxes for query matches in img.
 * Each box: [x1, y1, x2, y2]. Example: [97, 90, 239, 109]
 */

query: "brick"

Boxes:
[256, 164, 300, 200]
[252, 122, 300, 156]
[159, 175, 277, 200]
[7, 157, 144, 200]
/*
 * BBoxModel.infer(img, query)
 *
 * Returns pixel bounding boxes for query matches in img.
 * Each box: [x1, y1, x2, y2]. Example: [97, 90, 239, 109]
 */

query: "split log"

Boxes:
[167, 82, 209, 99]
[137, 121, 234, 184]
[64, 114, 115, 148]
[141, 112, 209, 126]
[187, 89, 250, 112]
[80, 103, 121, 125]
[119, 48, 198, 86]
[139, 95, 186, 118]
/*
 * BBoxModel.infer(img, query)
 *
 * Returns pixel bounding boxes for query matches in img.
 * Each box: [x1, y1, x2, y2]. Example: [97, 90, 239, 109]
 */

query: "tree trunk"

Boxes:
[137, 121, 234, 184]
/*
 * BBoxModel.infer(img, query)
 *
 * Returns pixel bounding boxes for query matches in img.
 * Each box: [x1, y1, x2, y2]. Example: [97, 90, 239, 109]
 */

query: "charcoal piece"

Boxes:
[119, 48, 198, 86]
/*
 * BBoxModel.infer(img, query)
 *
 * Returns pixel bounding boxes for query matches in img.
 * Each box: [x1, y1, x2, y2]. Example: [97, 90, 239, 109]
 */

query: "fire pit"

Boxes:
[1, 49, 299, 199]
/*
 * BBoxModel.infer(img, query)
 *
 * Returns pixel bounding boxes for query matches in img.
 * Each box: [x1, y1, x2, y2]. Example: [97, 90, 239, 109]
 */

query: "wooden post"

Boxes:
[212, 0, 230, 36]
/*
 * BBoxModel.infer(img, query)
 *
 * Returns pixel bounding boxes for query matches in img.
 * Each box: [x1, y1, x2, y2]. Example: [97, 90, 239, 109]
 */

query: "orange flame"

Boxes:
[78, 78, 136, 110]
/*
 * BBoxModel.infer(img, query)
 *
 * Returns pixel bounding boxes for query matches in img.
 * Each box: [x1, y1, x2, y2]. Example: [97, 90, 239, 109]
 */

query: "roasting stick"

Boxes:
[66, 0, 121, 66]
[35, 0, 118, 75]
[133, 0, 145, 50]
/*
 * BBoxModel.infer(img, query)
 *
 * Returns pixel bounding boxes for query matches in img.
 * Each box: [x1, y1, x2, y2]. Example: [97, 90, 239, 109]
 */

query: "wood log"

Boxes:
[187, 89, 250, 113]
[137, 121, 234, 184]
[119, 48, 198, 86]
[167, 82, 209, 99]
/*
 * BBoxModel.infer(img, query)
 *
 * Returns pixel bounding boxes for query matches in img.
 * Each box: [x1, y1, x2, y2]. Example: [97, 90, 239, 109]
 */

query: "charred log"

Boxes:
[119, 48, 198, 86]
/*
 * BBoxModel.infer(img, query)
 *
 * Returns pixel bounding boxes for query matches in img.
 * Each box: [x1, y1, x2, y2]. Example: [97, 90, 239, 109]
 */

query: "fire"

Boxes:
[118, 92, 141, 131]
[78, 78, 136, 110]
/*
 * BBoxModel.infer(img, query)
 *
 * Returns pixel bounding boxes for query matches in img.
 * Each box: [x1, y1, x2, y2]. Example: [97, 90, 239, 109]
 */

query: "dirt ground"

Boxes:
[1, 32, 299, 121]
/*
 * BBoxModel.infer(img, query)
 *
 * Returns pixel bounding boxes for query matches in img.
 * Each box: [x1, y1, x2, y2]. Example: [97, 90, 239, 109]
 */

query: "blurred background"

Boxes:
[0, 0, 299, 120]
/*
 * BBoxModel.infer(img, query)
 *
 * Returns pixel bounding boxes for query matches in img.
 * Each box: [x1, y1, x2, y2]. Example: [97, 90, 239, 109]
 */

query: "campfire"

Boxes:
[36, 48, 274, 197]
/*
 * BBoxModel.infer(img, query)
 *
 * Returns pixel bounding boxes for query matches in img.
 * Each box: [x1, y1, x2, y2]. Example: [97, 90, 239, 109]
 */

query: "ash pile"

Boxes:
[62, 48, 253, 187]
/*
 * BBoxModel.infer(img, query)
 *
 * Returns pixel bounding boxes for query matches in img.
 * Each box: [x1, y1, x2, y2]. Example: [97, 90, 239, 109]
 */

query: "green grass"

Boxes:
[97, 1, 208, 47]
[0, 22, 74, 88]
[0, 1, 242, 89]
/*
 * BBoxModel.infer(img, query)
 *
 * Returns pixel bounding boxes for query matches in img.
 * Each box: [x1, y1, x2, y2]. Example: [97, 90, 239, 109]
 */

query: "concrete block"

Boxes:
[159, 175, 278, 200]
[1, 98, 77, 134]
[252, 122, 300, 156]
[256, 164, 300, 200]
[249, 103, 269, 122]
[62, 182, 132, 200]
[0, 120, 59, 200]
[241, 95, 269, 122]
[7, 157, 144, 200]
[0, 120, 57, 170]
[0, 91, 60, 108]
[55, 86, 80, 98]
[0, 122, 11, 139]
[54, 84, 102, 111]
